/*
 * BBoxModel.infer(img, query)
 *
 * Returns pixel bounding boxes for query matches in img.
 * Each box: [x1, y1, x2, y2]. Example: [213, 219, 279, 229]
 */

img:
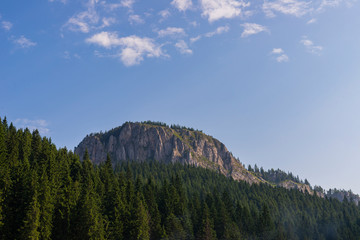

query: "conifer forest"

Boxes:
[1, 117, 360, 240]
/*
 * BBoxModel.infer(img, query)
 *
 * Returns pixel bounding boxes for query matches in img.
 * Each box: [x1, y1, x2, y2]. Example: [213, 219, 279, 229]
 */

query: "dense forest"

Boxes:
[1, 117, 360, 240]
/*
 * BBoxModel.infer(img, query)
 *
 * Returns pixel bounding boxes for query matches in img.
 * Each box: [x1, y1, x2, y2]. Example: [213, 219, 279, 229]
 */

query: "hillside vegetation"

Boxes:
[1, 117, 360, 239]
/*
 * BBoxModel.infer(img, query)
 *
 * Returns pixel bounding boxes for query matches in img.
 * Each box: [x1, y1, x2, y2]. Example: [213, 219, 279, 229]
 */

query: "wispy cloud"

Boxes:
[64, 0, 122, 33]
[157, 27, 186, 38]
[100, 17, 116, 28]
[86, 31, 165, 66]
[2, 21, 13, 31]
[13, 36, 37, 48]
[241, 23, 268, 37]
[263, 0, 312, 17]
[159, 9, 171, 21]
[205, 25, 230, 37]
[200, 0, 250, 22]
[301, 36, 323, 54]
[65, 6, 99, 33]
[276, 54, 289, 62]
[129, 15, 145, 25]
[307, 18, 317, 24]
[121, 0, 135, 9]
[175, 40, 193, 54]
[271, 48, 284, 54]
[64, 51, 81, 59]
[49, 0, 67, 3]
[190, 36, 202, 43]
[171, 0, 193, 11]
[191, 25, 230, 43]
[15, 118, 50, 134]
[317, 0, 350, 11]
[271, 48, 289, 62]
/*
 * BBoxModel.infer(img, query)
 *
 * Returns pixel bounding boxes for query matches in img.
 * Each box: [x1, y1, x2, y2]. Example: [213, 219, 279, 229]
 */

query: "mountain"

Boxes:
[75, 121, 262, 184]
[74, 121, 359, 203]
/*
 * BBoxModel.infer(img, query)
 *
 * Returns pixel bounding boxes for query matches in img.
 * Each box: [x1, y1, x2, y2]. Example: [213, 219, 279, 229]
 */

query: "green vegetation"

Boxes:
[249, 164, 306, 185]
[1, 117, 360, 239]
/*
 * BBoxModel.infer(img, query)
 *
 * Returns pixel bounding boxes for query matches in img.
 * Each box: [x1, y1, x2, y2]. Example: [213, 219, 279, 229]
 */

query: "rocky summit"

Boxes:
[75, 121, 262, 184]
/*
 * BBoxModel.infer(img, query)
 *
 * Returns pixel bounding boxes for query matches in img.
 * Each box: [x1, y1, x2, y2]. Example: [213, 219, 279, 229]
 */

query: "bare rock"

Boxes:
[74, 122, 262, 184]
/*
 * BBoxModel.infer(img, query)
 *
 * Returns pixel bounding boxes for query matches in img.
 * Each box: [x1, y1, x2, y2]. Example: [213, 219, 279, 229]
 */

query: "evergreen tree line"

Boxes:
[247, 164, 306, 185]
[1, 117, 360, 239]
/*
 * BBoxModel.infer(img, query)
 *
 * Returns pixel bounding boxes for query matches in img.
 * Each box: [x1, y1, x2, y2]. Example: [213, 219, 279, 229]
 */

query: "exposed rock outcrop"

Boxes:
[326, 189, 360, 205]
[75, 122, 262, 184]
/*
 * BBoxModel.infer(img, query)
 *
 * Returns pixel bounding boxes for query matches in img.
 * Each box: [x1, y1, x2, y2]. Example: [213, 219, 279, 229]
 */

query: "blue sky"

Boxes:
[1, 0, 360, 193]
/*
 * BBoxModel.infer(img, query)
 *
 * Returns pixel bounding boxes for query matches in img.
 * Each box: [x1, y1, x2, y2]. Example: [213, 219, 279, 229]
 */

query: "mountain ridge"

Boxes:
[75, 121, 360, 203]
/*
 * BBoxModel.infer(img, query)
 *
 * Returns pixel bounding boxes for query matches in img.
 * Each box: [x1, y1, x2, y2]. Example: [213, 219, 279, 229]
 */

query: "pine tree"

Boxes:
[131, 193, 150, 240]
[0, 118, 7, 231]
[30, 130, 42, 166]
[165, 213, 186, 240]
[20, 170, 40, 240]
[51, 151, 73, 240]
[258, 203, 275, 239]
[72, 149, 105, 240]
[196, 201, 217, 240]
[38, 169, 54, 240]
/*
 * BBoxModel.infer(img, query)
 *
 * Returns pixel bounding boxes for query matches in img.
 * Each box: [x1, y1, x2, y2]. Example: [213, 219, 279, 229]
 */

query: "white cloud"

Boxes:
[190, 35, 201, 43]
[276, 54, 289, 62]
[104, 3, 122, 11]
[300, 36, 323, 54]
[200, 0, 250, 22]
[121, 0, 135, 8]
[307, 18, 317, 24]
[271, 48, 284, 54]
[13, 36, 37, 48]
[64, 0, 120, 33]
[171, 0, 193, 11]
[263, 0, 312, 17]
[175, 40, 193, 54]
[157, 27, 186, 38]
[65, 8, 99, 33]
[64, 0, 118, 33]
[204, 25, 229, 37]
[118, 36, 165, 66]
[241, 23, 268, 37]
[129, 15, 145, 25]
[317, 0, 352, 11]
[271, 48, 289, 62]
[86, 32, 165, 66]
[100, 17, 116, 28]
[159, 9, 171, 20]
[2, 21, 12, 31]
[86, 31, 121, 48]
[14, 119, 50, 135]
[190, 25, 229, 43]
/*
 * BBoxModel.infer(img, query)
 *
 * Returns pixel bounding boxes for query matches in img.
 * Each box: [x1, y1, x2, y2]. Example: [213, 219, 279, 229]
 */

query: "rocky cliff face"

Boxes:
[75, 122, 262, 184]
[326, 189, 360, 205]
[278, 180, 325, 197]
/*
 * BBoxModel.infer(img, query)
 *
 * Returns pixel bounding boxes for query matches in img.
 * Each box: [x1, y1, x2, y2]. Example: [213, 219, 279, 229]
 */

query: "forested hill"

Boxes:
[246, 164, 360, 204]
[75, 121, 262, 184]
[2, 117, 360, 239]
[75, 121, 359, 202]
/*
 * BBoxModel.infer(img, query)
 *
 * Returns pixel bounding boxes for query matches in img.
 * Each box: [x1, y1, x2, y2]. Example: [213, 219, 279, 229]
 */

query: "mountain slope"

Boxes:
[74, 121, 360, 203]
[75, 121, 263, 184]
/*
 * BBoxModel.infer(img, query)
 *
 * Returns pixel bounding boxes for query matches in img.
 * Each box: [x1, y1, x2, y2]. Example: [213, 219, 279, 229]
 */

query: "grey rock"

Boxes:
[74, 122, 262, 184]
